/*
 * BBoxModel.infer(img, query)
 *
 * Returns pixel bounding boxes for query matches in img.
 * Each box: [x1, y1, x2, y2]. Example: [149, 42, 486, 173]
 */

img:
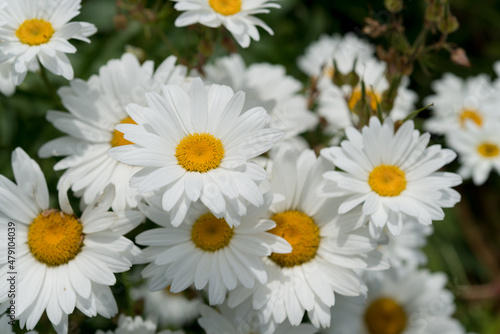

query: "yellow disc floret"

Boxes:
[348, 88, 381, 111]
[28, 210, 84, 267]
[191, 213, 233, 252]
[209, 0, 242, 15]
[268, 210, 320, 268]
[110, 116, 137, 147]
[459, 108, 482, 127]
[16, 19, 55, 46]
[477, 142, 500, 158]
[368, 165, 407, 197]
[175, 132, 225, 173]
[364, 297, 407, 334]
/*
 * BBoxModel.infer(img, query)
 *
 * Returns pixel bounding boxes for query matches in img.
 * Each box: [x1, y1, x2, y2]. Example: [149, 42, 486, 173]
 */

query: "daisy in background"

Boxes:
[0, 0, 97, 85]
[446, 122, 500, 185]
[321, 117, 462, 237]
[326, 268, 465, 334]
[137, 192, 291, 305]
[172, 0, 279, 48]
[198, 303, 318, 334]
[228, 148, 389, 329]
[201, 54, 318, 151]
[131, 284, 202, 328]
[39, 53, 188, 211]
[108, 77, 285, 227]
[424, 73, 500, 135]
[96, 314, 185, 334]
[377, 221, 432, 270]
[297, 33, 416, 137]
[0, 148, 143, 334]
[297, 33, 374, 79]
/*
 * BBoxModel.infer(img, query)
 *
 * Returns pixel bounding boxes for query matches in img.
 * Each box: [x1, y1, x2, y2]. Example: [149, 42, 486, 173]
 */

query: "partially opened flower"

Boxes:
[321, 117, 462, 237]
[0, 148, 143, 334]
[0, 0, 97, 85]
[108, 77, 285, 227]
[172, 0, 279, 48]
[39, 53, 188, 211]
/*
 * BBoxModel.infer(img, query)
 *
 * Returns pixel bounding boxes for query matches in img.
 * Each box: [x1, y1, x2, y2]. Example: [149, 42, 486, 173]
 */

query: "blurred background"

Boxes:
[1, 0, 499, 333]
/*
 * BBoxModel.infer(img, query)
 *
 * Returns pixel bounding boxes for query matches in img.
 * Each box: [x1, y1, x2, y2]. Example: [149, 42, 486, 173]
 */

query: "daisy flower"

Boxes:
[297, 33, 374, 79]
[424, 73, 500, 134]
[228, 148, 389, 328]
[424, 73, 500, 135]
[198, 303, 318, 334]
[136, 192, 291, 305]
[321, 117, 462, 237]
[108, 77, 285, 227]
[201, 54, 318, 151]
[327, 268, 465, 334]
[96, 314, 185, 334]
[446, 122, 500, 185]
[131, 284, 202, 328]
[172, 0, 279, 48]
[0, 148, 143, 334]
[38, 53, 188, 211]
[0, 0, 97, 85]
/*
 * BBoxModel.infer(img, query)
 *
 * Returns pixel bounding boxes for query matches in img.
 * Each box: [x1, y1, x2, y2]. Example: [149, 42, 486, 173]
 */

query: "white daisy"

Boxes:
[137, 192, 291, 305]
[297, 33, 374, 78]
[198, 303, 318, 334]
[424, 73, 500, 135]
[446, 122, 500, 185]
[96, 314, 184, 334]
[0, 0, 97, 84]
[321, 117, 462, 237]
[108, 77, 285, 227]
[0, 148, 143, 334]
[172, 0, 279, 48]
[228, 148, 389, 328]
[0, 313, 37, 334]
[201, 54, 318, 148]
[38, 53, 188, 211]
[131, 284, 202, 328]
[326, 268, 466, 334]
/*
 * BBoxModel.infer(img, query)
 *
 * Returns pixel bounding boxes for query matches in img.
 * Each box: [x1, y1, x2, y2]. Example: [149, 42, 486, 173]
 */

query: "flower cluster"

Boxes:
[0, 0, 475, 334]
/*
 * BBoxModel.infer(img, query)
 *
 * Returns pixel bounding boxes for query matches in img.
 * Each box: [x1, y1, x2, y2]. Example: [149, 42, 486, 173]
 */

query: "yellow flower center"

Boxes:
[28, 210, 84, 267]
[348, 88, 381, 111]
[368, 165, 407, 197]
[16, 19, 55, 46]
[191, 213, 233, 252]
[477, 142, 499, 158]
[364, 298, 407, 334]
[209, 0, 242, 15]
[175, 133, 225, 173]
[459, 108, 482, 127]
[268, 210, 320, 268]
[110, 116, 137, 147]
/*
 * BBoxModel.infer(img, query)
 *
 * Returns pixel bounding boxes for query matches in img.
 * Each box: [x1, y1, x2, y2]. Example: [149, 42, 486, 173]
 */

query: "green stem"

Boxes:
[38, 62, 61, 107]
